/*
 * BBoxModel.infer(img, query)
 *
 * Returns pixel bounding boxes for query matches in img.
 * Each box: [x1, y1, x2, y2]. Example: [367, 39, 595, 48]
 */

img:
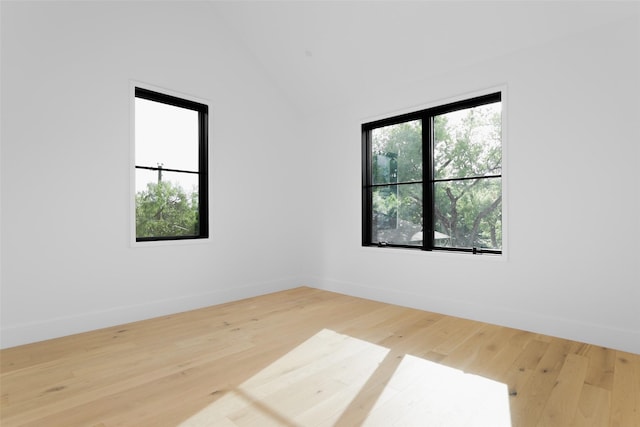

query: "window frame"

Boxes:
[131, 83, 209, 244]
[362, 91, 503, 255]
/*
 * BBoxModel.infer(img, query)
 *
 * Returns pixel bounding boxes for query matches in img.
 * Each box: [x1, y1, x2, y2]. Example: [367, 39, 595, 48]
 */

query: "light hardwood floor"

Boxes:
[1, 287, 638, 426]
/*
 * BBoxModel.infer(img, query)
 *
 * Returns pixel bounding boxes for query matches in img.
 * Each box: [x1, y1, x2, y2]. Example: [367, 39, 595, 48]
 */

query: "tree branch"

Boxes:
[469, 195, 502, 246]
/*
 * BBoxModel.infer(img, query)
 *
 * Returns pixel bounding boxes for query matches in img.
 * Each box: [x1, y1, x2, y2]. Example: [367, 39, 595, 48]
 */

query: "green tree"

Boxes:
[136, 181, 199, 238]
[371, 103, 502, 249]
[434, 104, 502, 249]
[371, 120, 423, 244]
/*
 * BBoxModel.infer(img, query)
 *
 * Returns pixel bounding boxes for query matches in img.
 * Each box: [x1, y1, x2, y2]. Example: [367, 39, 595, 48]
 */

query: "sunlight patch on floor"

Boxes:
[361, 354, 511, 426]
[178, 329, 511, 426]
[179, 329, 389, 426]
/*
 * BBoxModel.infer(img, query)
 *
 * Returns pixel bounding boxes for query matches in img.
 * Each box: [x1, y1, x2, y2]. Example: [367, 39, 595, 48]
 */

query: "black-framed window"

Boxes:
[362, 92, 502, 254]
[134, 87, 208, 242]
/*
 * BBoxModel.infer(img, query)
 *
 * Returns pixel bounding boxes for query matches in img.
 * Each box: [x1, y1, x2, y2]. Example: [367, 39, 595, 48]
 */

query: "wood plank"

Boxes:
[583, 345, 616, 391]
[501, 338, 550, 396]
[536, 353, 589, 426]
[573, 383, 610, 427]
[609, 351, 640, 427]
[489, 336, 575, 427]
[474, 328, 534, 379]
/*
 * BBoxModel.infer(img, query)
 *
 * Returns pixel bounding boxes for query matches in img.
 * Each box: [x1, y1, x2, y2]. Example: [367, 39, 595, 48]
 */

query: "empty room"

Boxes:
[1, 1, 639, 426]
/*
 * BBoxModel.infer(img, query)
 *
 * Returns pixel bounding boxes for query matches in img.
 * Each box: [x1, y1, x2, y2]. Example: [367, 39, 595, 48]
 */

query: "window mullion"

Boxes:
[423, 114, 434, 251]
[198, 109, 209, 237]
[361, 127, 372, 245]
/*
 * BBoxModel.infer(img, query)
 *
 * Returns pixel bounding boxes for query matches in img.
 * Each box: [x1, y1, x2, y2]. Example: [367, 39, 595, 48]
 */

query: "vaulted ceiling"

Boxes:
[211, 1, 633, 114]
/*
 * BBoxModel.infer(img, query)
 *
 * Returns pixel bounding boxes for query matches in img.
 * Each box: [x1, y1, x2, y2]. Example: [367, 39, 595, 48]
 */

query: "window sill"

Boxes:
[131, 237, 211, 248]
[360, 245, 506, 262]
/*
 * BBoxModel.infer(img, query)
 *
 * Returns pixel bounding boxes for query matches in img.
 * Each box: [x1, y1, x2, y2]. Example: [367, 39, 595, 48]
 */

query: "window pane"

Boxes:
[135, 169, 200, 239]
[135, 98, 199, 171]
[372, 120, 422, 184]
[434, 177, 502, 250]
[434, 102, 501, 180]
[372, 183, 422, 246]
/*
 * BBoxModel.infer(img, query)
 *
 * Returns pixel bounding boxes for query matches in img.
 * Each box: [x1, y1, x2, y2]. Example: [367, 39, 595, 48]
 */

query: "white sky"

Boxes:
[135, 98, 199, 193]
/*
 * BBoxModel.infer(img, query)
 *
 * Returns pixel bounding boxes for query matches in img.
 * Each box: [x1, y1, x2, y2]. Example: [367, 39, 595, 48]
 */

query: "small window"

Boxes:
[134, 87, 209, 242]
[362, 92, 502, 254]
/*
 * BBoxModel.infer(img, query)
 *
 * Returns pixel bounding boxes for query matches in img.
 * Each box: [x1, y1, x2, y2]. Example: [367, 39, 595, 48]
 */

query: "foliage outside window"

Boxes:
[134, 87, 209, 242]
[362, 92, 502, 254]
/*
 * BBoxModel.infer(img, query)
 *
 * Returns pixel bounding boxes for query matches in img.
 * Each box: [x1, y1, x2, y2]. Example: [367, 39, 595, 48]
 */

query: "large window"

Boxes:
[362, 92, 502, 254]
[134, 87, 209, 242]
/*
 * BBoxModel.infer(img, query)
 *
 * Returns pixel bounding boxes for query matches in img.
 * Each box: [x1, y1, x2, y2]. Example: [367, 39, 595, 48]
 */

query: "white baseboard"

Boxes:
[0, 278, 300, 349]
[5, 277, 638, 355]
[314, 278, 640, 355]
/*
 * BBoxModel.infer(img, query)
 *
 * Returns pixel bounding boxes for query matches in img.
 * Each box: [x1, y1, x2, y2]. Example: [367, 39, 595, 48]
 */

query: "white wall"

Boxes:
[308, 15, 640, 354]
[0, 1, 314, 348]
